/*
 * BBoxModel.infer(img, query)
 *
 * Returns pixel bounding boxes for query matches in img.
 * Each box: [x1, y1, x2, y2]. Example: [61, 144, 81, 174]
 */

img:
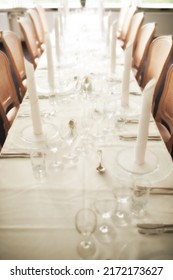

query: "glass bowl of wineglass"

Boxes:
[60, 119, 79, 167]
[75, 208, 97, 259]
[94, 190, 117, 243]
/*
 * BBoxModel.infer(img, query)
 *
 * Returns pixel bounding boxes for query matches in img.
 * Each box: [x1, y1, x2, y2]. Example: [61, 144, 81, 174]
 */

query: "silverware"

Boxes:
[96, 149, 106, 174]
[0, 152, 30, 159]
[137, 223, 173, 229]
[138, 228, 173, 235]
[130, 91, 141, 96]
[137, 223, 173, 235]
[150, 187, 173, 195]
[119, 135, 161, 141]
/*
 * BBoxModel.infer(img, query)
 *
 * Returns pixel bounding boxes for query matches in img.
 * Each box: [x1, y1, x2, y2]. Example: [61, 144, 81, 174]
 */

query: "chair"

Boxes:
[132, 22, 156, 83]
[155, 64, 173, 154]
[0, 51, 20, 143]
[35, 4, 49, 34]
[0, 30, 27, 100]
[18, 16, 42, 69]
[140, 35, 173, 112]
[117, 4, 130, 39]
[123, 12, 144, 50]
[27, 8, 45, 53]
[118, 5, 137, 45]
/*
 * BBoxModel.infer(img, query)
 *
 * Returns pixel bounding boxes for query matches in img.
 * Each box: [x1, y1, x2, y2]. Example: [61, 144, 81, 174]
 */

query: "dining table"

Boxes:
[0, 7, 173, 261]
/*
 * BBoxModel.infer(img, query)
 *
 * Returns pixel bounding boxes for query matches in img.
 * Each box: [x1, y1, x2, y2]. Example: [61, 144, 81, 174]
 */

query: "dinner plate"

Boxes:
[118, 235, 173, 260]
[20, 123, 58, 144]
[115, 146, 173, 185]
[35, 73, 77, 97]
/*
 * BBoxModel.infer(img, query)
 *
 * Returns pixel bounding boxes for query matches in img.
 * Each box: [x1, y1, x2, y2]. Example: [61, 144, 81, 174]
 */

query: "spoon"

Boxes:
[68, 120, 76, 140]
[69, 119, 75, 130]
[96, 149, 106, 174]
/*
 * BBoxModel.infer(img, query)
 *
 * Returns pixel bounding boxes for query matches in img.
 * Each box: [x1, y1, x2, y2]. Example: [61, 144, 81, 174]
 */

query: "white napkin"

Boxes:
[110, 20, 117, 74]
[24, 59, 43, 135]
[121, 42, 133, 107]
[55, 13, 61, 63]
[135, 78, 156, 165]
[45, 32, 55, 91]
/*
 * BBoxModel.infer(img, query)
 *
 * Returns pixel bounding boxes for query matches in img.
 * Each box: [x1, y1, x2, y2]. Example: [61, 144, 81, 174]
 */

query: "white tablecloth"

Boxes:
[0, 9, 173, 260]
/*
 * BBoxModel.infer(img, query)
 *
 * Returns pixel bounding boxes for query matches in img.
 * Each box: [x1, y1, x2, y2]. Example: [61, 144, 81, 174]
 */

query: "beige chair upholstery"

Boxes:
[35, 4, 49, 34]
[118, 5, 137, 45]
[27, 8, 45, 53]
[117, 4, 130, 39]
[18, 16, 41, 69]
[0, 51, 20, 138]
[155, 64, 173, 154]
[140, 35, 173, 111]
[123, 12, 144, 50]
[132, 22, 156, 83]
[0, 30, 27, 100]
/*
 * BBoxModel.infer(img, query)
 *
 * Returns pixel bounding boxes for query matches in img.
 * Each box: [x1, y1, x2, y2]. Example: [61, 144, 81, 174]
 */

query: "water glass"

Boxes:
[30, 150, 47, 182]
[75, 208, 97, 259]
[131, 178, 150, 217]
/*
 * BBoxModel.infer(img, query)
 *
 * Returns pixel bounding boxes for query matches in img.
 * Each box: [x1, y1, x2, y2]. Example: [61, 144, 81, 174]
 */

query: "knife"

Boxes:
[0, 152, 30, 159]
[137, 223, 173, 229]
[150, 187, 173, 195]
[130, 91, 141, 96]
[137, 224, 173, 235]
[138, 228, 173, 235]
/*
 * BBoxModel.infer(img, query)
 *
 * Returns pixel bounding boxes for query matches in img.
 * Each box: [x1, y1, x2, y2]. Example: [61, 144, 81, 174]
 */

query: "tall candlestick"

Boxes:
[55, 13, 61, 63]
[135, 78, 156, 165]
[110, 20, 117, 74]
[121, 42, 133, 107]
[24, 59, 43, 135]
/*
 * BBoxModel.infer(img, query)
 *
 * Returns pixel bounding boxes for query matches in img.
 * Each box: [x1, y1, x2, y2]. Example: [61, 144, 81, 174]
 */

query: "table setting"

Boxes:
[0, 6, 173, 260]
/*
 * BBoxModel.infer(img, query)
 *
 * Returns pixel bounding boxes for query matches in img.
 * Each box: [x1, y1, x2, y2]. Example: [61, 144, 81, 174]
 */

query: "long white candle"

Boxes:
[121, 42, 133, 107]
[55, 13, 61, 63]
[45, 32, 55, 91]
[99, 0, 105, 38]
[106, 11, 112, 49]
[110, 20, 117, 74]
[24, 59, 43, 135]
[135, 78, 156, 165]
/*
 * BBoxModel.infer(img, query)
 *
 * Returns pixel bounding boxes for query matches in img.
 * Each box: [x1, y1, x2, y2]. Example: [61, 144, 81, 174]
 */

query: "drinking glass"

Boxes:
[114, 107, 127, 134]
[75, 208, 97, 259]
[113, 178, 132, 227]
[131, 178, 150, 217]
[92, 101, 104, 141]
[94, 191, 116, 243]
[49, 91, 57, 117]
[30, 150, 47, 182]
[47, 137, 63, 173]
[104, 98, 116, 138]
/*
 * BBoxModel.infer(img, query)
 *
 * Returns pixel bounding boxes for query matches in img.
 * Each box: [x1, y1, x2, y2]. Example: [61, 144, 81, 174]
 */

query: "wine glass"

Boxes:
[94, 191, 117, 243]
[75, 208, 97, 259]
[48, 91, 57, 117]
[61, 119, 78, 167]
[104, 98, 116, 140]
[92, 100, 104, 142]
